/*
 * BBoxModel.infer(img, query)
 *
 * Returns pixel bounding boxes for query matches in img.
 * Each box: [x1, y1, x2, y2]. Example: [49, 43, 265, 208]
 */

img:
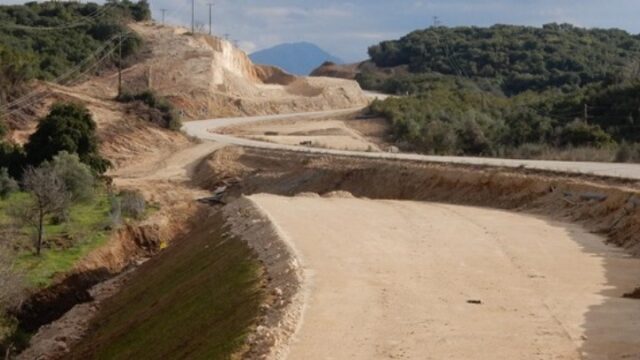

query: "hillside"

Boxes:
[367, 23, 640, 95]
[346, 24, 640, 161]
[0, 1, 149, 110]
[250, 42, 343, 76]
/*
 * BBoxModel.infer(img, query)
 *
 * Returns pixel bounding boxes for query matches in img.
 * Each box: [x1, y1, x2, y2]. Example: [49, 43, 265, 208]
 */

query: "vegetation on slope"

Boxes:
[0, 102, 146, 354]
[68, 212, 265, 360]
[366, 24, 640, 95]
[117, 90, 182, 131]
[0, 0, 150, 107]
[362, 24, 640, 161]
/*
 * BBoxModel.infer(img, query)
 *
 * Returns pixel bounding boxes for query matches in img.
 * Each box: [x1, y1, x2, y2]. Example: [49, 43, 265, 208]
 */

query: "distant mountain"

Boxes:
[250, 42, 343, 76]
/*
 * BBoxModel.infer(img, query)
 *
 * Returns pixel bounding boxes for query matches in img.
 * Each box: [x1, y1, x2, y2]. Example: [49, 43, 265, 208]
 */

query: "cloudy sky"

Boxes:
[2, 0, 640, 61]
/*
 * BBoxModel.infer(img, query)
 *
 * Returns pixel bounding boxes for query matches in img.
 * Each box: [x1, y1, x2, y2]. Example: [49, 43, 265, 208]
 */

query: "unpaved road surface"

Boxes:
[183, 110, 640, 180]
[249, 194, 640, 359]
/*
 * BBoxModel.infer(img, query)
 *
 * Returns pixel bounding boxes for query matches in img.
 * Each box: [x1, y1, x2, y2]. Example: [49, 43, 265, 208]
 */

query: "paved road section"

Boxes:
[250, 194, 640, 359]
[183, 109, 640, 181]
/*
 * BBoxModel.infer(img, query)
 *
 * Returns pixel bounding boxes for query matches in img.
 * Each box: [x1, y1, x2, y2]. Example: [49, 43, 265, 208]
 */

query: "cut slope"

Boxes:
[115, 24, 367, 119]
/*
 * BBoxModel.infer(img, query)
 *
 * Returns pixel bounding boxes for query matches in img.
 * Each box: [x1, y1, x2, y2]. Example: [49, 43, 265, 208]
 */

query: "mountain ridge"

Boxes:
[250, 42, 343, 76]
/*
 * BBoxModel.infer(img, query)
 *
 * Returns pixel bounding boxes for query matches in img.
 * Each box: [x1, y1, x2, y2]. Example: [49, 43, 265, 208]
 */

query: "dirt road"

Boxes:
[182, 110, 640, 180]
[249, 194, 640, 359]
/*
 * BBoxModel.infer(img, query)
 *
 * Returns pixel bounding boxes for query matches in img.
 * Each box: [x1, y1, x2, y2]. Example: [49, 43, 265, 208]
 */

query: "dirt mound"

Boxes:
[310, 61, 363, 80]
[255, 65, 297, 85]
[196, 147, 640, 256]
[322, 190, 355, 198]
[624, 287, 640, 299]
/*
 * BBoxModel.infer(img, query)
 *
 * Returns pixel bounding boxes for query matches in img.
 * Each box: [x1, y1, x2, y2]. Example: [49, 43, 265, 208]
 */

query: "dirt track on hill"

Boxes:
[249, 193, 640, 359]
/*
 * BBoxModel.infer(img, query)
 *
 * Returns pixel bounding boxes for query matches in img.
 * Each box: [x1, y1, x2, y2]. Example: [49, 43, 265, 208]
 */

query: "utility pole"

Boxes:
[118, 33, 123, 98]
[433, 16, 440, 27]
[191, 0, 195, 33]
[160, 8, 167, 25]
[208, 3, 214, 35]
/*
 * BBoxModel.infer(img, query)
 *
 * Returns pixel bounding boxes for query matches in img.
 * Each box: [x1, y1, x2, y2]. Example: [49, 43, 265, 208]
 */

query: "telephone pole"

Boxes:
[191, 0, 195, 33]
[117, 33, 123, 98]
[433, 16, 440, 27]
[160, 8, 167, 25]
[208, 3, 214, 35]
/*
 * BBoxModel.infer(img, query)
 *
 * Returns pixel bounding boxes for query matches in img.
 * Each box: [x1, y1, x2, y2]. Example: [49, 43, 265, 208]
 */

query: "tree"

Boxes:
[13, 165, 69, 256]
[25, 102, 111, 174]
[51, 151, 95, 202]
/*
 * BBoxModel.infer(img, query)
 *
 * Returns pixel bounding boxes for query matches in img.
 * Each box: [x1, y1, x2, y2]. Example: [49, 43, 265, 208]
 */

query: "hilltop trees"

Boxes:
[366, 24, 640, 95]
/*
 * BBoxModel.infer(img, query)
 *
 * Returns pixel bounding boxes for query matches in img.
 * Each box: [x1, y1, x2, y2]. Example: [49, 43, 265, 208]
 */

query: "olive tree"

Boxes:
[11, 165, 69, 256]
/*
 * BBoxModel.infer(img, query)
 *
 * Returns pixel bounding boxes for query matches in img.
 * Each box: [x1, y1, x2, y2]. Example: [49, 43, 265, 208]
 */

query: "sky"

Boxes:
[2, 0, 640, 61]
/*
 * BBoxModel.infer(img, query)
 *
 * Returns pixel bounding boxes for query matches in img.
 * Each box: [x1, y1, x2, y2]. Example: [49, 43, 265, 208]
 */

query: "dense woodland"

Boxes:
[362, 24, 640, 160]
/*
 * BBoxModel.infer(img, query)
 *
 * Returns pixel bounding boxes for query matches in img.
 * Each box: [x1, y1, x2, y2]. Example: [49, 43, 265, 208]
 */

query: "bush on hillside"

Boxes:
[117, 90, 182, 131]
[25, 102, 111, 174]
[51, 151, 95, 202]
[120, 190, 146, 220]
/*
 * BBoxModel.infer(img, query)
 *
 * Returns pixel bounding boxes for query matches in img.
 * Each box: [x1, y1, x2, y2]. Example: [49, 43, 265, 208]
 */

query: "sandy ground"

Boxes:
[249, 194, 640, 359]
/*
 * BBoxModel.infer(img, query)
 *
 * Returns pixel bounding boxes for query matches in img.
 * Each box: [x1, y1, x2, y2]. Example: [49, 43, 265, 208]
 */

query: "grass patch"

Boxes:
[68, 212, 265, 360]
[0, 191, 112, 287]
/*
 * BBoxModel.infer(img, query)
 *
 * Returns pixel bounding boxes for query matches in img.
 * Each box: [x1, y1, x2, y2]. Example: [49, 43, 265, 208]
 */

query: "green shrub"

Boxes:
[558, 120, 613, 148]
[117, 90, 182, 131]
[120, 190, 146, 220]
[51, 151, 95, 202]
[25, 102, 111, 174]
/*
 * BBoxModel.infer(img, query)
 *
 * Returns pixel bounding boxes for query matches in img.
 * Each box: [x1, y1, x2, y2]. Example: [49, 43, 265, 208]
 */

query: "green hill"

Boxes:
[367, 24, 640, 95]
[361, 24, 640, 161]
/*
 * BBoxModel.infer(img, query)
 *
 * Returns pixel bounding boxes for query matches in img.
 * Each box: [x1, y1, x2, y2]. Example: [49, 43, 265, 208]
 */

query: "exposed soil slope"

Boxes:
[74, 23, 369, 119]
[195, 147, 640, 255]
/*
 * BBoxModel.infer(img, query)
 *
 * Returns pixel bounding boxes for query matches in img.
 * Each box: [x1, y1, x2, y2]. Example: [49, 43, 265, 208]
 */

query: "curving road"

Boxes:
[182, 108, 640, 181]
[249, 194, 640, 359]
